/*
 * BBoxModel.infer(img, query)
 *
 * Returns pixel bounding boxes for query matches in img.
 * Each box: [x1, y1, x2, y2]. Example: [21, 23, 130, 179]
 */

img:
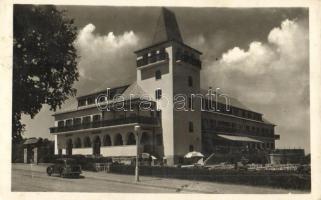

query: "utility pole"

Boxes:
[134, 125, 141, 182]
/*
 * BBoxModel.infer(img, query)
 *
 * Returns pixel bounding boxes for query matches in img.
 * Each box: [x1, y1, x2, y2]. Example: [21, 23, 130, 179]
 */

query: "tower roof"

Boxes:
[151, 7, 183, 45]
[135, 7, 201, 55]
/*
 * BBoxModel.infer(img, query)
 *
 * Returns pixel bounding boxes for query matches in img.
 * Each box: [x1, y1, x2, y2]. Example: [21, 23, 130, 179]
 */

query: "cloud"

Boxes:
[201, 19, 309, 151]
[74, 23, 140, 95]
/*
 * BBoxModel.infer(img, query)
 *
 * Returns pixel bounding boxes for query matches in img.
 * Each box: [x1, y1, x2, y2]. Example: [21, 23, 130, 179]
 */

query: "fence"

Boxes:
[108, 164, 310, 190]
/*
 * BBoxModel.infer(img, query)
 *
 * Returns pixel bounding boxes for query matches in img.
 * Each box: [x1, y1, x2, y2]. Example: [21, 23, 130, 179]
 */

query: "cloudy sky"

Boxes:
[21, 6, 310, 153]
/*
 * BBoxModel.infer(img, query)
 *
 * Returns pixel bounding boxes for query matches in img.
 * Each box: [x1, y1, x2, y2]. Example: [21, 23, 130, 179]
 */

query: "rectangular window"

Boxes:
[93, 115, 101, 122]
[87, 97, 94, 105]
[155, 70, 162, 80]
[58, 121, 64, 127]
[78, 99, 86, 107]
[66, 119, 73, 126]
[155, 89, 162, 99]
[189, 121, 194, 132]
[83, 116, 91, 124]
[74, 118, 81, 125]
[188, 97, 193, 109]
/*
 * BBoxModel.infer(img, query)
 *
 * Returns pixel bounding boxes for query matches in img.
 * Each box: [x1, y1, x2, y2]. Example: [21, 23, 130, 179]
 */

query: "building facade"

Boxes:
[50, 8, 279, 165]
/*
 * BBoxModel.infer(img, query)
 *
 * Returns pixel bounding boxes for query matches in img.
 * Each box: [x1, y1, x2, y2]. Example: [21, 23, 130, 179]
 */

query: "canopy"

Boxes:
[217, 134, 263, 143]
[184, 151, 204, 158]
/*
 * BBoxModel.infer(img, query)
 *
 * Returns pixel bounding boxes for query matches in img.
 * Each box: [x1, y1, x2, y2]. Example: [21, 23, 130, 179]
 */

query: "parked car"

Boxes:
[47, 158, 82, 177]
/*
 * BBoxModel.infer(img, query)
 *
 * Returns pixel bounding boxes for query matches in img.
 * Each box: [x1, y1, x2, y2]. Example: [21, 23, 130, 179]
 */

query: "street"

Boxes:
[11, 164, 306, 193]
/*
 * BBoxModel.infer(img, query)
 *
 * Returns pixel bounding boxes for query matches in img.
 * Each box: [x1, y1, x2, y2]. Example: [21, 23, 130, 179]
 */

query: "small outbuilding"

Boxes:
[23, 138, 42, 164]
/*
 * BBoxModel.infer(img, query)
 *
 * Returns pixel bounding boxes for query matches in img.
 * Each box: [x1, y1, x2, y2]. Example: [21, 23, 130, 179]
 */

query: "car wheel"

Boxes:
[46, 167, 53, 176]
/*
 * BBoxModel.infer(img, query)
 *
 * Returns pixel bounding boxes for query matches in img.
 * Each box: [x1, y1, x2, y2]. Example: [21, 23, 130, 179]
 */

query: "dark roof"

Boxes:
[200, 89, 256, 113]
[76, 85, 130, 100]
[135, 8, 201, 55]
[52, 82, 150, 115]
[151, 7, 183, 45]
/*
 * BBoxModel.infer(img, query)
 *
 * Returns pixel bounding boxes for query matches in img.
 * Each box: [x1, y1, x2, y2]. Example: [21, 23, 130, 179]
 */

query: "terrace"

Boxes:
[50, 116, 159, 134]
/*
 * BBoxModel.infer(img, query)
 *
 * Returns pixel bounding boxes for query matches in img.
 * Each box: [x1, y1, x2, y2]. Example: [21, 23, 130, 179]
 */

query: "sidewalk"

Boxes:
[12, 163, 305, 193]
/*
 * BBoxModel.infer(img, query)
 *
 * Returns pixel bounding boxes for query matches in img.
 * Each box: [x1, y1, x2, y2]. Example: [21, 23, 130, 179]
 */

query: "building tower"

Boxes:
[135, 8, 202, 165]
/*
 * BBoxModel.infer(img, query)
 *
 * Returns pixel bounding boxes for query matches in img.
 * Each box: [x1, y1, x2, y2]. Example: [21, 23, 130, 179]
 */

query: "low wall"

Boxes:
[101, 146, 141, 157]
[109, 165, 310, 190]
[73, 148, 92, 155]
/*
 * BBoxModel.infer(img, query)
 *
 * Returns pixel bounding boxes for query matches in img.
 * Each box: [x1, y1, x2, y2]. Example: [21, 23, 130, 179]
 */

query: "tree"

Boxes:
[13, 5, 79, 143]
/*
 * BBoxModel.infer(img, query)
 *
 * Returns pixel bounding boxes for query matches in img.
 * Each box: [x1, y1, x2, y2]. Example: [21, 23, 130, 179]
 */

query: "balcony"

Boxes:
[175, 53, 202, 68]
[50, 116, 159, 134]
[136, 52, 168, 67]
[202, 127, 279, 140]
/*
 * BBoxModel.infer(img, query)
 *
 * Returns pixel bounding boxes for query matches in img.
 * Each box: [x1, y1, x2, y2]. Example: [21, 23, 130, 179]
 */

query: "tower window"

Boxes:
[155, 89, 162, 99]
[188, 97, 193, 110]
[188, 76, 193, 87]
[189, 121, 194, 132]
[189, 145, 194, 152]
[155, 70, 161, 80]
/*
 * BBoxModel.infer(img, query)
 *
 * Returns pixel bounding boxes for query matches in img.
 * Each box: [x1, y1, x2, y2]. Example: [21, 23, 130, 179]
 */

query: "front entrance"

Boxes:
[93, 136, 101, 156]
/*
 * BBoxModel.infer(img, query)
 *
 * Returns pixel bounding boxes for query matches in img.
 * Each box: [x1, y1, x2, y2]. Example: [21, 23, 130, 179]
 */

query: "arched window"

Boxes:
[83, 136, 91, 147]
[127, 132, 136, 145]
[114, 134, 123, 146]
[188, 76, 193, 87]
[155, 70, 161, 80]
[103, 135, 112, 146]
[74, 137, 82, 148]
[189, 145, 194, 152]
[93, 136, 101, 155]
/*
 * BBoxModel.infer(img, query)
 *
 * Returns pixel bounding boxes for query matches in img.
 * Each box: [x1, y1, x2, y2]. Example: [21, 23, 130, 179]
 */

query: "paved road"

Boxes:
[12, 165, 178, 193]
[11, 164, 307, 193]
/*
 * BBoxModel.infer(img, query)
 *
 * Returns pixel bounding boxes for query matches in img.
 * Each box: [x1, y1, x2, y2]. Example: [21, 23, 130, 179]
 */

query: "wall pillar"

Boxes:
[121, 133, 128, 145]
[34, 147, 38, 164]
[24, 148, 28, 164]
[54, 135, 59, 155]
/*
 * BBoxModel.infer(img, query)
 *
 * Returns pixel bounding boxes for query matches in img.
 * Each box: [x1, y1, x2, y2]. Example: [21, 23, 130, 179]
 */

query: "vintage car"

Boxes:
[46, 158, 82, 177]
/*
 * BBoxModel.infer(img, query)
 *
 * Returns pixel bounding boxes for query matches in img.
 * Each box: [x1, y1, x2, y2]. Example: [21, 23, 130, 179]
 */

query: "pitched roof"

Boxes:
[24, 137, 41, 145]
[150, 7, 183, 46]
[53, 82, 150, 115]
[77, 85, 130, 100]
[121, 82, 148, 101]
[200, 88, 254, 112]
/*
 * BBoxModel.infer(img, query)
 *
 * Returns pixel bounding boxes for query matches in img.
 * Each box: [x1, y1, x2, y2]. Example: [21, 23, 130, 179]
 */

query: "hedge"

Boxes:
[109, 165, 310, 190]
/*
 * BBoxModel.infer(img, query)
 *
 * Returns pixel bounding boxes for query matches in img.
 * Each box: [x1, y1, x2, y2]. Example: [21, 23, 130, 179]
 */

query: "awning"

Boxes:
[217, 134, 263, 143]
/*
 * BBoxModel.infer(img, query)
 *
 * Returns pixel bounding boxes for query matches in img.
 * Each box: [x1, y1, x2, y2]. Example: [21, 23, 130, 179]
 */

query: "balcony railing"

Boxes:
[175, 53, 202, 68]
[202, 127, 278, 140]
[50, 116, 159, 134]
[136, 52, 168, 67]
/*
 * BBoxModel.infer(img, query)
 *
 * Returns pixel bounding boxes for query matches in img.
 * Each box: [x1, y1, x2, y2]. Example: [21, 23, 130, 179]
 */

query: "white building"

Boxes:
[50, 8, 279, 165]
